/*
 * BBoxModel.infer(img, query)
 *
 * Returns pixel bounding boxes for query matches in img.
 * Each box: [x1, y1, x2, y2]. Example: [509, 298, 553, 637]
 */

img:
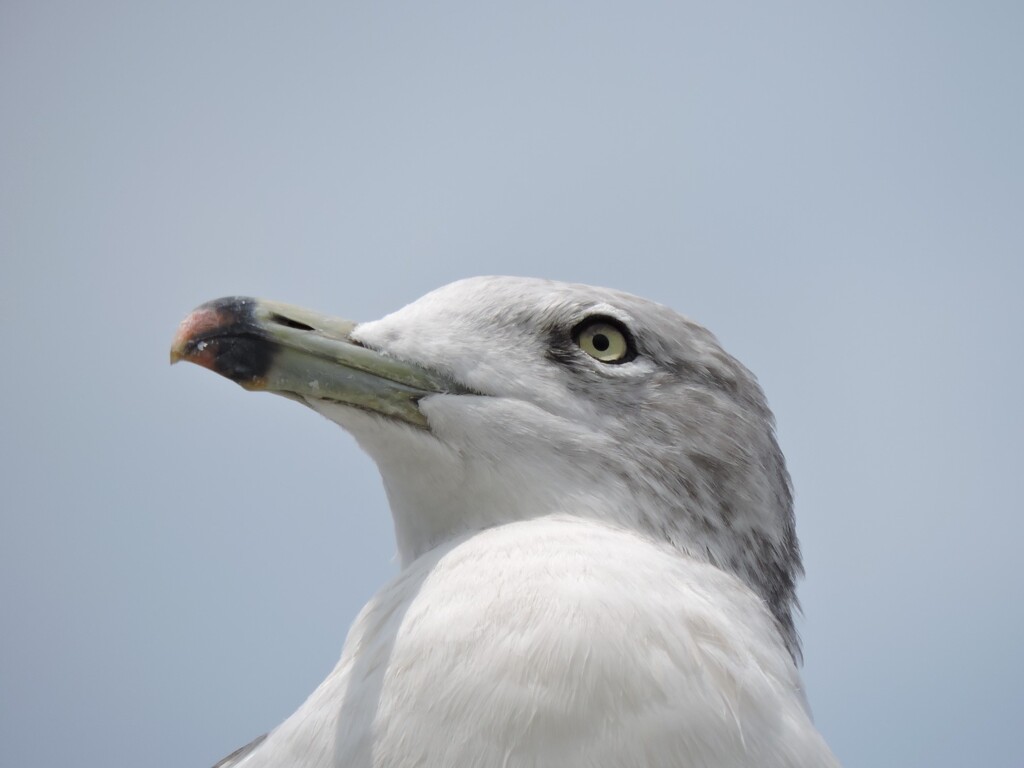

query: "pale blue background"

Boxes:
[2, 2, 1021, 766]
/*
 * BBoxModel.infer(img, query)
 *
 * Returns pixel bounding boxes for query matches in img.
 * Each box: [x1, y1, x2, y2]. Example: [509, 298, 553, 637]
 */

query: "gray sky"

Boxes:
[1, 2, 1021, 766]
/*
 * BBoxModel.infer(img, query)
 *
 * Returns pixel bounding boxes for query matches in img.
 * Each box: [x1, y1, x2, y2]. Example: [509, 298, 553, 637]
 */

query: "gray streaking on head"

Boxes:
[172, 276, 839, 768]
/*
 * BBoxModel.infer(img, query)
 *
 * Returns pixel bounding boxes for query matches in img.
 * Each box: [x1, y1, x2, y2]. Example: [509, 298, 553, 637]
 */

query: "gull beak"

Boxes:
[171, 297, 460, 428]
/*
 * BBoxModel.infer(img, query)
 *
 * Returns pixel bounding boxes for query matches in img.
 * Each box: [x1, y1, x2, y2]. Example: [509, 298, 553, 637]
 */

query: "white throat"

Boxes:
[310, 393, 649, 567]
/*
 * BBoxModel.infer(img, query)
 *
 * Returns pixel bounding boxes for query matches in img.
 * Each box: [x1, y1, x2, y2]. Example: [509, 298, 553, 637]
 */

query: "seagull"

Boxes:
[171, 276, 840, 768]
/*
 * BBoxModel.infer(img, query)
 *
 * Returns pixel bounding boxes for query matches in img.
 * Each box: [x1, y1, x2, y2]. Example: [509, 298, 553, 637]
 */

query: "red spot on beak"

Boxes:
[170, 306, 229, 370]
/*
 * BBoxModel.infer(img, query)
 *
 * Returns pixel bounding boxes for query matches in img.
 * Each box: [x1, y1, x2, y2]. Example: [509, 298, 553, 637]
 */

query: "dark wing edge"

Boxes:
[212, 733, 268, 768]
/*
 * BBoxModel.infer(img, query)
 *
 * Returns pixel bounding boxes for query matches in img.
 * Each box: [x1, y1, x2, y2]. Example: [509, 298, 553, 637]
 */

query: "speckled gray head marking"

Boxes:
[352, 276, 804, 660]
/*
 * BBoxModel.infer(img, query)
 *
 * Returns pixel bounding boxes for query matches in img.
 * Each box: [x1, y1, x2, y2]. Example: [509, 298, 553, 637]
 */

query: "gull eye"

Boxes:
[572, 317, 635, 364]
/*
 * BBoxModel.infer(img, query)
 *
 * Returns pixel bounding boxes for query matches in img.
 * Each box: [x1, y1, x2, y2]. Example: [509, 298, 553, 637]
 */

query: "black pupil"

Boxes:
[592, 333, 610, 352]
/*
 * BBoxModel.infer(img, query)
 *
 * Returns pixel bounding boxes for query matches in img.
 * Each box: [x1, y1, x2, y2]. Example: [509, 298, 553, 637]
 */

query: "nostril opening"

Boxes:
[271, 313, 315, 332]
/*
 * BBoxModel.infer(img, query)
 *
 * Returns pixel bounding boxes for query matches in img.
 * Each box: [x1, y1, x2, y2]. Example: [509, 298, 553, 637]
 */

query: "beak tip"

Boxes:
[169, 336, 187, 365]
[170, 305, 229, 369]
[170, 299, 275, 383]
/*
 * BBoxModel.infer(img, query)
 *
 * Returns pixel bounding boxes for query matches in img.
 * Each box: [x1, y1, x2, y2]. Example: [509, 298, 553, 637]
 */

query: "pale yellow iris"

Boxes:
[577, 321, 629, 362]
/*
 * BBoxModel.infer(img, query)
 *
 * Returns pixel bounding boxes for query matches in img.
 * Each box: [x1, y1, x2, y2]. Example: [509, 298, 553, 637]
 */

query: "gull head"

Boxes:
[172, 275, 802, 658]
